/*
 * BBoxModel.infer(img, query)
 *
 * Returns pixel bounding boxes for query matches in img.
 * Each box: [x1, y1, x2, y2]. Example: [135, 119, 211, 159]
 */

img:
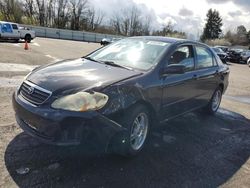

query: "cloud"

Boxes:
[89, 0, 250, 39]
[206, 0, 230, 3]
[179, 8, 194, 17]
[89, 0, 159, 28]
[157, 13, 203, 39]
[228, 10, 242, 17]
[206, 0, 250, 11]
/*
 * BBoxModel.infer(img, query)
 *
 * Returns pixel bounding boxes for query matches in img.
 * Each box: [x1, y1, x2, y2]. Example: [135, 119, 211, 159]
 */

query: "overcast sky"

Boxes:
[90, 0, 250, 39]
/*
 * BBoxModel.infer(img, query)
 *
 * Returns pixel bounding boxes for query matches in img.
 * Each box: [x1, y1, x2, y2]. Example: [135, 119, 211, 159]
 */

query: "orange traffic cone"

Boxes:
[24, 41, 29, 50]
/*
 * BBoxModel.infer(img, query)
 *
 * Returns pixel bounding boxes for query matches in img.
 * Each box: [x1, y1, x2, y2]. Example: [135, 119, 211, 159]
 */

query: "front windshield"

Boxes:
[88, 38, 170, 71]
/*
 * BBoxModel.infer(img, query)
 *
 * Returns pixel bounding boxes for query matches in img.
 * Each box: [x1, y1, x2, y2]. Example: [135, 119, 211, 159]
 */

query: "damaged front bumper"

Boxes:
[12, 91, 127, 149]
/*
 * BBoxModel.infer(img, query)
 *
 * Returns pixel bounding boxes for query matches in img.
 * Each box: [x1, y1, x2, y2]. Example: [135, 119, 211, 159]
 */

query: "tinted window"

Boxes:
[2, 23, 13, 33]
[169, 46, 195, 71]
[11, 24, 18, 30]
[196, 46, 213, 69]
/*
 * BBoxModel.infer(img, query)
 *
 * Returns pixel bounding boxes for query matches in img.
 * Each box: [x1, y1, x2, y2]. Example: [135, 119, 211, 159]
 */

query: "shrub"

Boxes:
[204, 38, 231, 46]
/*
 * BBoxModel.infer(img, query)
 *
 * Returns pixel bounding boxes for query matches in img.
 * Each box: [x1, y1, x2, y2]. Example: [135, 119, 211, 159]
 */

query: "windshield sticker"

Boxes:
[147, 41, 167, 46]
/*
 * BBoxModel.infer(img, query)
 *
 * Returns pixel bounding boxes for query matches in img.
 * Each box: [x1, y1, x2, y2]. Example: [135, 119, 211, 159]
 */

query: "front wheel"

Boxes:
[25, 35, 31, 43]
[204, 87, 222, 115]
[112, 105, 150, 156]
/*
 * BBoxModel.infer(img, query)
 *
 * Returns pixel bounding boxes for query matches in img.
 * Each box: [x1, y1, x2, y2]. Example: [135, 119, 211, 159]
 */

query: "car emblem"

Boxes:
[27, 86, 34, 94]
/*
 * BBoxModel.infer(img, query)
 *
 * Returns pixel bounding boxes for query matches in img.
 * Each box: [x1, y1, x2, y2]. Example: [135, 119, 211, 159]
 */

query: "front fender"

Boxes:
[99, 84, 145, 115]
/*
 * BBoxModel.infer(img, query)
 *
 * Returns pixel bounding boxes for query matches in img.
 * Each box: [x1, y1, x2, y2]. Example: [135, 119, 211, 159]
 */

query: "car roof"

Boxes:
[0, 21, 18, 25]
[131, 36, 185, 43]
[130, 36, 207, 46]
[0, 21, 17, 25]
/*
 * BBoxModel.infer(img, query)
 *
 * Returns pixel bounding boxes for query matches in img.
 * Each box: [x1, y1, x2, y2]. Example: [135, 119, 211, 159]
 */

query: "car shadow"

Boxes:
[4, 108, 250, 188]
[0, 40, 30, 43]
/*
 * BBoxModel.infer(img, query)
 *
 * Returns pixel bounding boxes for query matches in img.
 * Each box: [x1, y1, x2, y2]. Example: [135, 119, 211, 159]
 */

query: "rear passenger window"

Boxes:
[169, 46, 195, 71]
[196, 46, 214, 69]
[11, 24, 18, 30]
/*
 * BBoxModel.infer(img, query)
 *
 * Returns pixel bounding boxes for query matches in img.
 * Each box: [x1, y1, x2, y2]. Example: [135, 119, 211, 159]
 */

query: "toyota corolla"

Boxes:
[12, 37, 229, 156]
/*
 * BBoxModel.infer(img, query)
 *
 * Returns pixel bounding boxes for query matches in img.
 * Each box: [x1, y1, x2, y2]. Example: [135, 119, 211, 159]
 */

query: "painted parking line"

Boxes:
[11, 42, 40, 47]
[45, 55, 61, 62]
[12, 43, 21, 47]
[32, 42, 40, 47]
[0, 62, 38, 72]
[0, 76, 24, 87]
[224, 95, 250, 105]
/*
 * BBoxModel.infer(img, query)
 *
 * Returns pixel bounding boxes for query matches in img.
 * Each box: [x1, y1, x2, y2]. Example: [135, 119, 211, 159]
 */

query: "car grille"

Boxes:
[19, 81, 52, 105]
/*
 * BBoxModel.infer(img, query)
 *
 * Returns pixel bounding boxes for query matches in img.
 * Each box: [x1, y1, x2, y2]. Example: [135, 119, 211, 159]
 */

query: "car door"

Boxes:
[160, 44, 199, 121]
[11, 24, 20, 39]
[193, 45, 219, 106]
[1, 23, 13, 38]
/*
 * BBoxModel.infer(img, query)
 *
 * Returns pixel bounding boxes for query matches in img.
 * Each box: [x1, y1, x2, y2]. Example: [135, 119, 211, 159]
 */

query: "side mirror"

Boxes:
[161, 64, 185, 76]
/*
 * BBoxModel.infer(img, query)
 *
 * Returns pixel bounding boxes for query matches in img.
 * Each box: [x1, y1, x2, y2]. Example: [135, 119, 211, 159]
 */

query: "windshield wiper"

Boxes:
[83, 56, 99, 62]
[100, 60, 132, 70]
[84, 57, 132, 70]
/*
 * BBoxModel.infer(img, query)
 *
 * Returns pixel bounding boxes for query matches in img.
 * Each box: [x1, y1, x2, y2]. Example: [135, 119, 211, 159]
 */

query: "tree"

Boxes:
[54, 0, 70, 28]
[236, 25, 248, 45]
[23, 0, 36, 24]
[110, 6, 152, 36]
[70, 0, 87, 30]
[237, 25, 247, 35]
[247, 30, 250, 43]
[36, 0, 46, 26]
[201, 9, 223, 41]
[0, 0, 23, 23]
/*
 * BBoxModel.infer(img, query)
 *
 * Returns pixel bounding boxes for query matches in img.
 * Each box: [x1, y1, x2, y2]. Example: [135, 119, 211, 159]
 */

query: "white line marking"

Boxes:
[45, 54, 61, 62]
[0, 62, 38, 72]
[12, 43, 21, 47]
[32, 42, 40, 47]
[0, 76, 24, 87]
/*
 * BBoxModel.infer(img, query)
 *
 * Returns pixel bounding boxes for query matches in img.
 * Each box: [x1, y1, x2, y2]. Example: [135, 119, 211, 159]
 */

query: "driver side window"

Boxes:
[168, 45, 195, 71]
[2, 23, 12, 33]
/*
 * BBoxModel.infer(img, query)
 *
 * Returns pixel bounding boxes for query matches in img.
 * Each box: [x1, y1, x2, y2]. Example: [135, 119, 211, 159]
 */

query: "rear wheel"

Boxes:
[204, 87, 222, 115]
[112, 105, 150, 156]
[25, 34, 31, 43]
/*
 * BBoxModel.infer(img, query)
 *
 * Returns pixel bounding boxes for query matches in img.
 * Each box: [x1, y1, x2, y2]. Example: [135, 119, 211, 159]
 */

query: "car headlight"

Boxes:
[51, 91, 109, 112]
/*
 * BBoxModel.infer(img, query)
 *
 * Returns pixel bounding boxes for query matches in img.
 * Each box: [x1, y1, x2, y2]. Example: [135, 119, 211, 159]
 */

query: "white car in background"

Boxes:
[0, 21, 35, 42]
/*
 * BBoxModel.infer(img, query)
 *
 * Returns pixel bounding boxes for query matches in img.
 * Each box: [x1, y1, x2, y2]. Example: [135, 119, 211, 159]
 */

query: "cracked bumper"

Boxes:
[12, 91, 126, 147]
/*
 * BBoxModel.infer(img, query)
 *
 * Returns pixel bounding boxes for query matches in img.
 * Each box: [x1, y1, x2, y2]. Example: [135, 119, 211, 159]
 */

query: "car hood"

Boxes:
[27, 58, 142, 94]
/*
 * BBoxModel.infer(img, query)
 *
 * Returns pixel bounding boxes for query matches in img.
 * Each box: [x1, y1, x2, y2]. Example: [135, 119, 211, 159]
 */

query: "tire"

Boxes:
[111, 105, 150, 157]
[222, 59, 227, 64]
[247, 58, 250, 67]
[25, 34, 31, 43]
[204, 87, 223, 115]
